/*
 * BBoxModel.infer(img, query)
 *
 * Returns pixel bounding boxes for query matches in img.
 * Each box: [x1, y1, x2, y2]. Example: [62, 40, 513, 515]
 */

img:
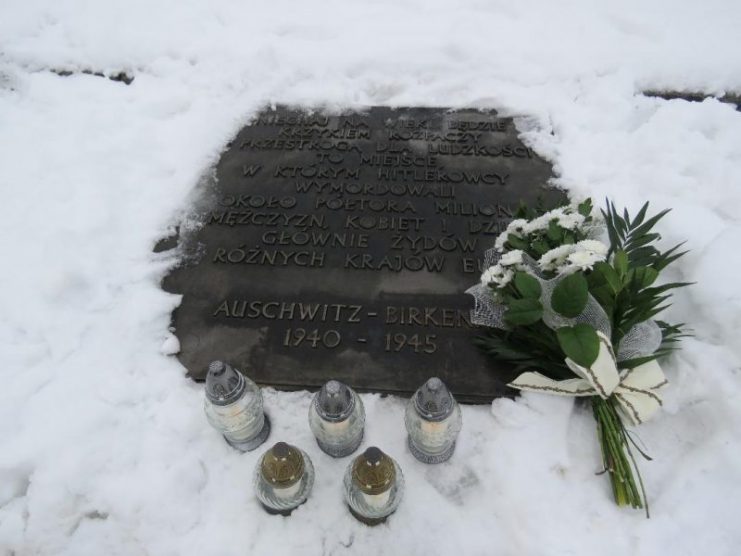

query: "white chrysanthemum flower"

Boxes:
[538, 244, 575, 271]
[524, 207, 588, 235]
[494, 219, 529, 251]
[556, 212, 586, 230]
[523, 213, 553, 234]
[480, 264, 515, 289]
[576, 239, 608, 256]
[570, 249, 603, 267]
[494, 230, 509, 251]
[494, 268, 515, 288]
[507, 218, 528, 234]
[559, 249, 605, 274]
[548, 207, 568, 218]
[500, 249, 524, 268]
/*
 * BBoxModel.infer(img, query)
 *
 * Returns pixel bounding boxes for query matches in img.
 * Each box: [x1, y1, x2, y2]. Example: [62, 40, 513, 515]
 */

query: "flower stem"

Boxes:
[592, 396, 649, 516]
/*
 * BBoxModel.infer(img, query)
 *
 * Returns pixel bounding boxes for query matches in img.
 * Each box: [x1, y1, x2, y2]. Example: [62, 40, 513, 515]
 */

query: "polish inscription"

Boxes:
[163, 106, 560, 402]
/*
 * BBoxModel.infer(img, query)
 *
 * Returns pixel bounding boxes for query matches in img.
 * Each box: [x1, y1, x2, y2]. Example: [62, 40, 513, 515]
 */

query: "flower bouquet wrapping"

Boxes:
[466, 199, 689, 514]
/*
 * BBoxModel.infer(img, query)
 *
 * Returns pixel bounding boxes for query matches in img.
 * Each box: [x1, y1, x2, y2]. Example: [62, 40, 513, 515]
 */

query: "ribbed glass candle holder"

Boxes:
[309, 380, 365, 457]
[203, 360, 270, 451]
[405, 377, 462, 463]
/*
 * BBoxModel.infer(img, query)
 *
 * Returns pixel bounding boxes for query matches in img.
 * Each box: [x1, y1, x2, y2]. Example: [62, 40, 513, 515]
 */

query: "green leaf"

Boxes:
[587, 285, 615, 318]
[643, 281, 693, 296]
[653, 242, 688, 271]
[625, 232, 660, 251]
[514, 272, 542, 299]
[602, 210, 619, 255]
[513, 202, 530, 219]
[551, 272, 588, 318]
[613, 250, 628, 277]
[577, 198, 593, 217]
[592, 261, 621, 294]
[531, 239, 550, 256]
[557, 324, 600, 367]
[586, 264, 617, 317]
[631, 266, 659, 288]
[615, 208, 628, 235]
[619, 354, 661, 370]
[631, 208, 671, 238]
[631, 202, 649, 228]
[504, 298, 543, 326]
[547, 220, 562, 241]
[507, 234, 529, 251]
[628, 246, 659, 266]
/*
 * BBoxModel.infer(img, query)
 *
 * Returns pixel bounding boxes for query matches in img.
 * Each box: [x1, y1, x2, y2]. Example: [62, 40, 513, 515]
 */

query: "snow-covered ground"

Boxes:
[2, 1, 741, 554]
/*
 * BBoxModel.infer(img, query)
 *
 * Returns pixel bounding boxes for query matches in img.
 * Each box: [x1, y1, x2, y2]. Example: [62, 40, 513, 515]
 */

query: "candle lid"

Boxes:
[352, 447, 395, 495]
[261, 442, 305, 489]
[205, 361, 246, 406]
[315, 380, 355, 422]
[413, 377, 454, 422]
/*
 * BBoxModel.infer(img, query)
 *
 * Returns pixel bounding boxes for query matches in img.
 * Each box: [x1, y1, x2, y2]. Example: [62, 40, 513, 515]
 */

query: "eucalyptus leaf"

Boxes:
[507, 234, 529, 251]
[531, 239, 550, 256]
[505, 298, 543, 326]
[551, 272, 588, 318]
[577, 198, 593, 217]
[514, 272, 542, 299]
[547, 220, 562, 241]
[556, 324, 600, 367]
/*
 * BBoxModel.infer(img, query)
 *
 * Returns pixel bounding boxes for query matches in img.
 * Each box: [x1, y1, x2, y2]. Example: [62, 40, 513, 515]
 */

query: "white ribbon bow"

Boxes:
[508, 332, 668, 425]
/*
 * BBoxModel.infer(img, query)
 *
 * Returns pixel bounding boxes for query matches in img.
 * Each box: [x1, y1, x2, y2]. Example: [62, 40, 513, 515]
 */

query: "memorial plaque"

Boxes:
[162, 106, 562, 403]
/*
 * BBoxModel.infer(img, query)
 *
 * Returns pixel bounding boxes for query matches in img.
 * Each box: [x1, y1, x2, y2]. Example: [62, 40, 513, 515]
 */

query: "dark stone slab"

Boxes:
[642, 89, 741, 110]
[162, 106, 562, 403]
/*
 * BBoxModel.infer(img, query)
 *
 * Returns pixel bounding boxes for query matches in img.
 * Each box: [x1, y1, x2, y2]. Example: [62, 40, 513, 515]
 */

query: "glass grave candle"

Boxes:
[309, 380, 365, 457]
[203, 360, 270, 451]
[254, 442, 314, 515]
[344, 447, 404, 526]
[405, 377, 462, 464]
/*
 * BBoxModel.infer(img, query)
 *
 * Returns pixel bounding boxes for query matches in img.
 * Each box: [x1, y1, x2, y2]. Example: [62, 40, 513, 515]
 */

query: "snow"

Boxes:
[2, 0, 741, 554]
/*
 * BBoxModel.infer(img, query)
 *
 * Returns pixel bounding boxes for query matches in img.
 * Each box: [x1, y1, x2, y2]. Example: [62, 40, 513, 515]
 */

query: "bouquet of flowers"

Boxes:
[466, 198, 689, 514]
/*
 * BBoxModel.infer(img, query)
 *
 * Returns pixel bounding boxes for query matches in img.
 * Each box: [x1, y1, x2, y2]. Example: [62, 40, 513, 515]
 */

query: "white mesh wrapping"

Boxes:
[465, 283, 509, 330]
[617, 319, 662, 361]
[482, 248, 501, 268]
[465, 249, 511, 330]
